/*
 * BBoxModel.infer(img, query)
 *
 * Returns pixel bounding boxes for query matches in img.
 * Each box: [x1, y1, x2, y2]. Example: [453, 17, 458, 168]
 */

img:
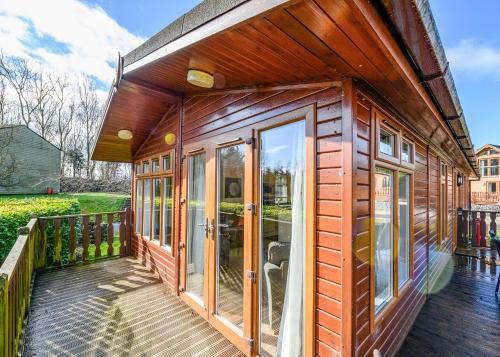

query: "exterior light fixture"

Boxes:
[117, 129, 133, 140]
[164, 132, 176, 146]
[187, 69, 214, 88]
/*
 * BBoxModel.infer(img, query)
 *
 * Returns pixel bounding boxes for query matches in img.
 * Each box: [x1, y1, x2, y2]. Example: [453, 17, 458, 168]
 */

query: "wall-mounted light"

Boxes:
[164, 132, 176, 146]
[117, 129, 133, 140]
[457, 174, 464, 186]
[187, 69, 214, 88]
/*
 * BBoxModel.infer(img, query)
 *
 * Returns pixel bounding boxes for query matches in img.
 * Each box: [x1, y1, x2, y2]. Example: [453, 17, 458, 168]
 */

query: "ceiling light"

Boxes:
[164, 132, 176, 145]
[187, 69, 214, 88]
[117, 129, 133, 140]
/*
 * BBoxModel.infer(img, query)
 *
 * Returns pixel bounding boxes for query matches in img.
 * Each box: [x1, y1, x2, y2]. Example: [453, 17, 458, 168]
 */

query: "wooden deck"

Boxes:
[23, 258, 243, 357]
[397, 255, 500, 357]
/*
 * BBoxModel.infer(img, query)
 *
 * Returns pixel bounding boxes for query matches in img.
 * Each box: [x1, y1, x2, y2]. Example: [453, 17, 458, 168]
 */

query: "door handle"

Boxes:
[198, 218, 209, 236]
[208, 218, 215, 240]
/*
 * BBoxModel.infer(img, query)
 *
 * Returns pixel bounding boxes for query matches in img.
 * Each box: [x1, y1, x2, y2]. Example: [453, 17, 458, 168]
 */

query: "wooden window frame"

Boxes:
[438, 159, 448, 245]
[133, 149, 175, 255]
[401, 137, 416, 169]
[370, 161, 414, 332]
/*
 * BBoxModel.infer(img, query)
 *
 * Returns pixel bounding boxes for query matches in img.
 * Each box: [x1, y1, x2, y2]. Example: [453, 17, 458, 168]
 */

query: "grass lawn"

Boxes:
[65, 192, 130, 213]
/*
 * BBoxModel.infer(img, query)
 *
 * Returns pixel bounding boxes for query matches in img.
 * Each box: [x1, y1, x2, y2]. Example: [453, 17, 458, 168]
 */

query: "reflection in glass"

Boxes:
[374, 167, 393, 313]
[151, 178, 161, 242]
[186, 153, 206, 304]
[152, 159, 160, 172]
[380, 129, 395, 156]
[163, 177, 173, 249]
[216, 144, 245, 330]
[143, 180, 151, 237]
[402, 141, 412, 163]
[135, 180, 142, 234]
[398, 173, 410, 287]
[259, 120, 305, 357]
[163, 154, 171, 171]
[491, 159, 499, 176]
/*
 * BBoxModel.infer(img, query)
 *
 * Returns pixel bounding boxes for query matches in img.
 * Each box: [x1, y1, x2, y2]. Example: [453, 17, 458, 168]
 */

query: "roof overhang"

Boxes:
[92, 0, 478, 177]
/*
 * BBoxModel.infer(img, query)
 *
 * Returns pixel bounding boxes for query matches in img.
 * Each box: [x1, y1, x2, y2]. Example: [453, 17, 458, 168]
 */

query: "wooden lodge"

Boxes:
[88, 1, 479, 356]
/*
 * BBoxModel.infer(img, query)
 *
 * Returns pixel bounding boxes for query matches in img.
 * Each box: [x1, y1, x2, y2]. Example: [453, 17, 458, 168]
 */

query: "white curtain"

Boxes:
[277, 121, 305, 357]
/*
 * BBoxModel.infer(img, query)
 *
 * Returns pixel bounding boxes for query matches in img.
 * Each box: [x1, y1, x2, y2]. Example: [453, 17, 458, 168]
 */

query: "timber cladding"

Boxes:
[351, 87, 467, 357]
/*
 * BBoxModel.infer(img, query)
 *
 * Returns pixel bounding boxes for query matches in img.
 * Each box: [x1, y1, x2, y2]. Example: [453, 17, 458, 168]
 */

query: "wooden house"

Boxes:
[92, 1, 478, 356]
[471, 144, 500, 204]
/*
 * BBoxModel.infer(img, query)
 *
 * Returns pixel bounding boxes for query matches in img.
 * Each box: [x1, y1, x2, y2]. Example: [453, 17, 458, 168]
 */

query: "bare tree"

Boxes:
[0, 76, 11, 125]
[77, 76, 100, 179]
[0, 52, 37, 127]
[31, 71, 56, 139]
[53, 76, 76, 174]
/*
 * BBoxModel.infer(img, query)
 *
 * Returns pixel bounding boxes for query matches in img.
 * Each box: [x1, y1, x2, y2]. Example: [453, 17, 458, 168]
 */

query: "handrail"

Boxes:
[0, 218, 38, 357]
[471, 192, 500, 204]
[0, 208, 133, 356]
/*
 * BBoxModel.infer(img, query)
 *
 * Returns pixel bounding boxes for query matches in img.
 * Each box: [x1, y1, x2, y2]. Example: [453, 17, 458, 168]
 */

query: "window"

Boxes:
[398, 173, 410, 288]
[488, 182, 497, 193]
[162, 177, 173, 250]
[135, 180, 143, 233]
[151, 178, 161, 242]
[439, 162, 448, 243]
[379, 128, 395, 157]
[402, 141, 414, 164]
[374, 167, 394, 313]
[480, 160, 488, 176]
[134, 151, 175, 251]
[373, 166, 413, 318]
[152, 158, 160, 172]
[491, 159, 499, 176]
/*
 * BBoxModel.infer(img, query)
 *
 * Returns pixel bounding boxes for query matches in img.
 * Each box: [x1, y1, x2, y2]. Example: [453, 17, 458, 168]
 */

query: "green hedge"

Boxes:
[0, 196, 80, 264]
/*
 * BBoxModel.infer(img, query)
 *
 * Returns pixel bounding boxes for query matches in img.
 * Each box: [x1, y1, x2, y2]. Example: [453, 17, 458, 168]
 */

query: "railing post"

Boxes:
[107, 214, 114, 257]
[36, 219, 47, 270]
[457, 208, 464, 246]
[82, 215, 90, 263]
[53, 218, 62, 266]
[480, 212, 487, 246]
[119, 212, 126, 256]
[471, 211, 478, 246]
[68, 217, 77, 264]
[0, 273, 8, 357]
[95, 214, 102, 259]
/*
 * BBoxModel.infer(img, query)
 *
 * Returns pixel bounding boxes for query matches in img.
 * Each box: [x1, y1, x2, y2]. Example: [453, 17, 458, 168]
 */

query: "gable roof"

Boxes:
[0, 125, 61, 152]
[475, 144, 500, 155]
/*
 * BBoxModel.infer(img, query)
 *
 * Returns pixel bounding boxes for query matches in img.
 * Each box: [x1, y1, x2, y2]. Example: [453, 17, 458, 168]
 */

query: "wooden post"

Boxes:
[36, 219, 47, 270]
[457, 208, 463, 247]
[68, 217, 76, 264]
[53, 218, 62, 266]
[126, 207, 132, 255]
[82, 216, 90, 263]
[95, 214, 102, 259]
[0, 273, 8, 357]
[490, 212, 497, 237]
[480, 211, 487, 246]
[471, 211, 478, 246]
[107, 214, 114, 257]
[119, 212, 126, 256]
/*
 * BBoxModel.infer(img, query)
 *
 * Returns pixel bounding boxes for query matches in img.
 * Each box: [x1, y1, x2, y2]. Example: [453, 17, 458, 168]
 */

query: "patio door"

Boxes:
[181, 128, 254, 354]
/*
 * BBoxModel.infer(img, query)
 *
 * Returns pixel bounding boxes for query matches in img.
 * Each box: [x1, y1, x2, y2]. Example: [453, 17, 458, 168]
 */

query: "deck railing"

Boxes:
[458, 209, 498, 248]
[0, 208, 132, 356]
[471, 192, 500, 205]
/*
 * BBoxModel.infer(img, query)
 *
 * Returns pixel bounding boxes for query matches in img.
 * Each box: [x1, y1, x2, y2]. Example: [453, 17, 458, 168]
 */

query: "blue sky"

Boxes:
[1, 0, 497, 149]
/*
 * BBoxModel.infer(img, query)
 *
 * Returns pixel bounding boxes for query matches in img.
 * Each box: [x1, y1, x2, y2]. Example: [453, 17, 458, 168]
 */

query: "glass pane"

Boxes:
[143, 180, 151, 237]
[259, 120, 305, 357]
[162, 177, 173, 249]
[186, 152, 206, 304]
[143, 161, 150, 174]
[135, 181, 142, 234]
[135, 163, 142, 175]
[163, 154, 171, 171]
[491, 159, 498, 176]
[402, 141, 412, 163]
[379, 129, 395, 156]
[375, 167, 393, 313]
[152, 159, 160, 172]
[151, 178, 161, 242]
[398, 173, 410, 288]
[216, 144, 245, 330]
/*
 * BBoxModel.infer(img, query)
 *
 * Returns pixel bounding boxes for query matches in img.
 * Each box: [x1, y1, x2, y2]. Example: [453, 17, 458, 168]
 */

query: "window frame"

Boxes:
[371, 108, 415, 332]
[438, 160, 449, 245]
[133, 149, 175, 254]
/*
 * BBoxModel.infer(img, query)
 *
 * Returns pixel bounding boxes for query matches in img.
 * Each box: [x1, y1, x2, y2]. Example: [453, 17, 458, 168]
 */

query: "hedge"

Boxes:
[0, 196, 80, 264]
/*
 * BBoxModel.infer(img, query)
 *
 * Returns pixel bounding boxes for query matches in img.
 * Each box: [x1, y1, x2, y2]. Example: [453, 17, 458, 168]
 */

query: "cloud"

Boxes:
[447, 39, 500, 80]
[0, 0, 145, 92]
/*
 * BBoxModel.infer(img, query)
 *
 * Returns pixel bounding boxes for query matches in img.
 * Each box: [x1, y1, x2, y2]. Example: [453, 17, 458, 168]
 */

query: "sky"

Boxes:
[0, 0, 497, 149]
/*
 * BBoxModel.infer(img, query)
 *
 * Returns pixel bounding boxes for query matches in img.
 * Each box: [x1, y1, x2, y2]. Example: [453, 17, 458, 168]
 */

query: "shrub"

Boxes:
[0, 196, 80, 263]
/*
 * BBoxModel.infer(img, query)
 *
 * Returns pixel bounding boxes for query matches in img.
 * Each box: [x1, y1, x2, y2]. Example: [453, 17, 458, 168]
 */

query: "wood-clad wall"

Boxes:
[131, 105, 180, 291]
[351, 86, 466, 357]
[183, 85, 345, 356]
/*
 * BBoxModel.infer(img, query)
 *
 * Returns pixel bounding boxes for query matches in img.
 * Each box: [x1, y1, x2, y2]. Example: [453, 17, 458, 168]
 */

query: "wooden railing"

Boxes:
[471, 192, 500, 204]
[458, 209, 498, 247]
[0, 208, 132, 356]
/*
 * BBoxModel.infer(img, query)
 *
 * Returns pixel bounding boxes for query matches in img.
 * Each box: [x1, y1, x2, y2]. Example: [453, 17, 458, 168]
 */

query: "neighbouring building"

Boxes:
[91, 1, 478, 356]
[471, 144, 500, 203]
[0, 125, 61, 194]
